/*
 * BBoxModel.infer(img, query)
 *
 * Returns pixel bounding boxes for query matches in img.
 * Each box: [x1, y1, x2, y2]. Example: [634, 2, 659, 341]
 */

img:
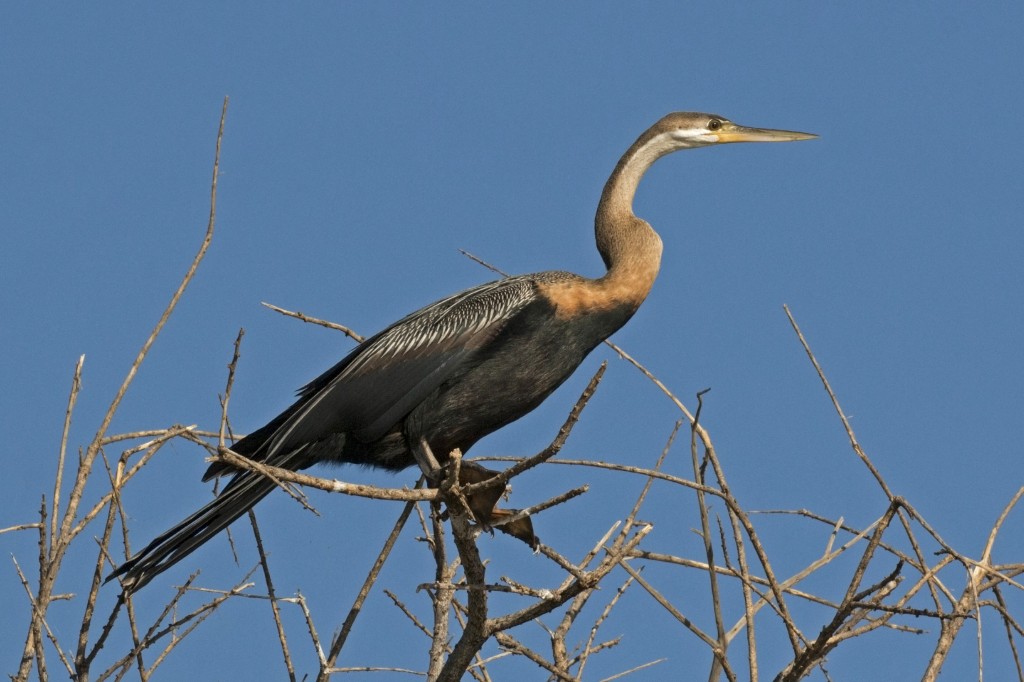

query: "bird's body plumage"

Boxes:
[111, 112, 815, 591]
[214, 270, 631, 477]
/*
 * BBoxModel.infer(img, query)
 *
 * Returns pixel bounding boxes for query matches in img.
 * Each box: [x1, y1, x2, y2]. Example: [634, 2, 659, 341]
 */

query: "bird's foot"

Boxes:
[417, 441, 538, 548]
[455, 460, 538, 549]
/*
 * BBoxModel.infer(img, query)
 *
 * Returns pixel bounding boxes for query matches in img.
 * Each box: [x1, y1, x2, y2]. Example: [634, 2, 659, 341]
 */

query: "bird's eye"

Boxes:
[707, 118, 722, 131]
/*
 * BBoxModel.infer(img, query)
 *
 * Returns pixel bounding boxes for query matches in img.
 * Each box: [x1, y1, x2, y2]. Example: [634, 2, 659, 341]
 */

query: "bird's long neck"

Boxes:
[593, 129, 676, 308]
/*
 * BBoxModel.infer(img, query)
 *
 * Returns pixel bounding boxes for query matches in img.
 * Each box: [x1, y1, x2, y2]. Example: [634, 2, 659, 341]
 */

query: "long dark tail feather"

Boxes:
[106, 469, 280, 593]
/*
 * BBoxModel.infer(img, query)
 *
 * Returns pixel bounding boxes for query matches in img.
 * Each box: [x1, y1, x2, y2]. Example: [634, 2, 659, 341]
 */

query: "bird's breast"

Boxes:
[404, 295, 635, 455]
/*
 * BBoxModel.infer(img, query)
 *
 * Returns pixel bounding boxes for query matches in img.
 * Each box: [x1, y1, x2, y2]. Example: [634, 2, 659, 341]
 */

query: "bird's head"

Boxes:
[654, 111, 817, 150]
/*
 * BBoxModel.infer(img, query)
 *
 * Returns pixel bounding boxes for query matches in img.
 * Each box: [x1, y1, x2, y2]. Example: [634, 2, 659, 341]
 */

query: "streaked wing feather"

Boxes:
[254, 276, 540, 461]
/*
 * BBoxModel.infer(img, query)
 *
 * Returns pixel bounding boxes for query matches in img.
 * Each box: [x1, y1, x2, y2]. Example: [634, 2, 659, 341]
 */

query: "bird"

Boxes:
[109, 112, 815, 592]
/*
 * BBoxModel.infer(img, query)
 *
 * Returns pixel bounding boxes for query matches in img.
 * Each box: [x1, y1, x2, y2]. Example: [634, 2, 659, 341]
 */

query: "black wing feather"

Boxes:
[207, 275, 540, 477]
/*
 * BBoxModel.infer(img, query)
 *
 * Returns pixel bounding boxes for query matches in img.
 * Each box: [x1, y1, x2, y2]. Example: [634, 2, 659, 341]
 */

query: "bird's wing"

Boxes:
[119, 275, 553, 588]
[233, 275, 544, 468]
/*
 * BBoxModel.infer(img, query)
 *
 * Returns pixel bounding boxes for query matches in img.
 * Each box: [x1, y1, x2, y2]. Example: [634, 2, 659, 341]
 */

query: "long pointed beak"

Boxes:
[716, 123, 817, 144]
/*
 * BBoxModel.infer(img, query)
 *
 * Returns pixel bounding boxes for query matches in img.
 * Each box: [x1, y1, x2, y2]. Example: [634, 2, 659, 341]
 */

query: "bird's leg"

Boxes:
[417, 442, 492, 527]
[413, 437, 443, 483]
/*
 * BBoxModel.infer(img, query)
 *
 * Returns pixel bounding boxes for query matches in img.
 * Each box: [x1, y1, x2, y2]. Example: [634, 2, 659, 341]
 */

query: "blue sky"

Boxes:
[2, 4, 1022, 679]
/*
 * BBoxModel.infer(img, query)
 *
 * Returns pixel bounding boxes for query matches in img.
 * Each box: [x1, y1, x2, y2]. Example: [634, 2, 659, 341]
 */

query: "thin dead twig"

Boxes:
[493, 631, 575, 682]
[52, 354, 85, 555]
[620, 559, 718, 650]
[993, 586, 1024, 680]
[921, 487, 1024, 681]
[981, 486, 1024, 566]
[249, 511, 296, 682]
[457, 249, 510, 278]
[488, 486, 588, 532]
[261, 301, 365, 343]
[576, 574, 634, 679]
[219, 327, 245, 448]
[386, 589, 434, 639]
[212, 448, 434, 504]
[1, 523, 45, 535]
[295, 590, 328, 669]
[783, 304, 891, 497]
[690, 390, 735, 682]
[74, 426, 197, 542]
[319, 483, 423, 680]
[599, 657, 668, 682]
[489, 522, 653, 634]
[75, 451, 128, 677]
[12, 555, 75, 678]
[99, 572, 253, 681]
[778, 560, 904, 681]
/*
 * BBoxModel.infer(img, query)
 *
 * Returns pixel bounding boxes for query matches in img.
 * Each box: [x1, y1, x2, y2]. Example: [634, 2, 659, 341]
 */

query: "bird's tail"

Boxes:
[106, 468, 280, 593]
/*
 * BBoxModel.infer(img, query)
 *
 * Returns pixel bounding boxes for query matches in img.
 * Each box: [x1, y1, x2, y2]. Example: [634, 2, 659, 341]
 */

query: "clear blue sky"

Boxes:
[3, 5, 1021, 679]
